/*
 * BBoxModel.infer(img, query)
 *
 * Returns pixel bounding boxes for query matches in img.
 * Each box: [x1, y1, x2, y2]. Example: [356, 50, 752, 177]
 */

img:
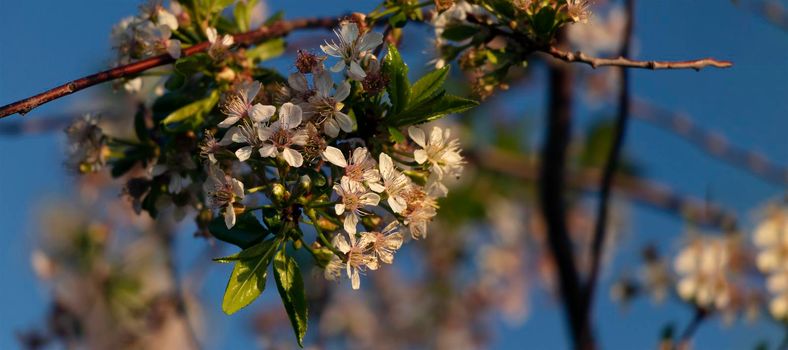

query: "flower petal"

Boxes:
[249, 104, 275, 123]
[323, 146, 348, 167]
[235, 146, 253, 162]
[282, 147, 304, 167]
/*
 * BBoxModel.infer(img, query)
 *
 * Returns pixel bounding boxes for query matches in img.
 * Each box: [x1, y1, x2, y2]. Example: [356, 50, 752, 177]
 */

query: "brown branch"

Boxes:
[0, 16, 341, 120]
[583, 0, 635, 334]
[545, 46, 732, 71]
[632, 98, 788, 186]
[539, 34, 594, 349]
[469, 148, 737, 229]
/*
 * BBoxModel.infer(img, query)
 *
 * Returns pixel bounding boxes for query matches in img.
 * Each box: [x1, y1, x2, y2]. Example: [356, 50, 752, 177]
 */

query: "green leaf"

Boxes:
[222, 239, 280, 315]
[441, 24, 478, 41]
[174, 53, 211, 76]
[209, 212, 270, 248]
[408, 66, 450, 107]
[532, 6, 557, 37]
[133, 104, 150, 143]
[264, 11, 284, 26]
[161, 89, 219, 125]
[382, 44, 410, 114]
[395, 94, 478, 126]
[388, 11, 407, 28]
[245, 38, 285, 63]
[209, 0, 236, 14]
[388, 126, 406, 143]
[273, 248, 308, 347]
[481, 0, 515, 20]
[233, 0, 257, 31]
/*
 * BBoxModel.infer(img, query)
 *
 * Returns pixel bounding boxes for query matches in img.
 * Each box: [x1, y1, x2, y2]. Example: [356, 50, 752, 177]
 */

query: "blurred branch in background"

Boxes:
[469, 149, 737, 229]
[632, 98, 788, 186]
[739, 0, 788, 31]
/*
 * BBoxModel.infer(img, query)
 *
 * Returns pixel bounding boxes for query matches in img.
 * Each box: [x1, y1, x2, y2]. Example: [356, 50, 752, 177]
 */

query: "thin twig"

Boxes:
[538, 31, 594, 350]
[583, 0, 636, 333]
[0, 17, 341, 119]
[632, 98, 788, 186]
[545, 46, 732, 71]
[675, 308, 707, 349]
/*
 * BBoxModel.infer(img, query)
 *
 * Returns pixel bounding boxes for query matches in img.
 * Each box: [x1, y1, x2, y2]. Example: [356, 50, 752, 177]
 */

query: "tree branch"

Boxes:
[545, 46, 732, 71]
[539, 32, 594, 349]
[0, 16, 341, 120]
[583, 0, 635, 334]
[632, 98, 788, 186]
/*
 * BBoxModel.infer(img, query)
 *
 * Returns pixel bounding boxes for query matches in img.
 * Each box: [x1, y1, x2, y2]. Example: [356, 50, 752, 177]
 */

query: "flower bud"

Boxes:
[272, 183, 288, 202]
[311, 243, 335, 268]
[298, 175, 312, 193]
[217, 67, 236, 83]
[316, 217, 339, 232]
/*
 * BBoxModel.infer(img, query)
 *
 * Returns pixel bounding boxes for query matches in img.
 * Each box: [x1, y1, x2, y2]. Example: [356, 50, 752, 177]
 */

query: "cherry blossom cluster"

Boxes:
[753, 206, 788, 322]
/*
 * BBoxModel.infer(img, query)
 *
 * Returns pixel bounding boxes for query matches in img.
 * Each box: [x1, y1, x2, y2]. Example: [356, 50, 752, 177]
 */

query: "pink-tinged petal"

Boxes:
[408, 126, 427, 147]
[324, 119, 340, 138]
[334, 111, 354, 132]
[288, 73, 309, 93]
[235, 146, 253, 162]
[323, 146, 348, 167]
[258, 144, 277, 157]
[280, 103, 303, 129]
[358, 31, 384, 52]
[334, 81, 351, 101]
[218, 126, 239, 145]
[282, 147, 304, 167]
[344, 214, 358, 234]
[224, 207, 236, 229]
[217, 116, 241, 128]
[414, 149, 428, 164]
[348, 61, 366, 79]
[231, 129, 248, 143]
[249, 104, 275, 123]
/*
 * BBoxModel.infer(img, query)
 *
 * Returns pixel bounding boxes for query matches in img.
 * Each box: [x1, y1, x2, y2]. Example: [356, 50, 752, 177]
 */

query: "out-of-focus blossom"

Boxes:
[674, 235, 736, 310]
[203, 164, 245, 228]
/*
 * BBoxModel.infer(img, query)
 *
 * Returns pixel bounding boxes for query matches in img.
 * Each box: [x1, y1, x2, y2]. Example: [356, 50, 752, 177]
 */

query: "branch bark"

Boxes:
[539, 32, 594, 350]
[0, 17, 340, 119]
[582, 0, 635, 335]
[545, 46, 732, 71]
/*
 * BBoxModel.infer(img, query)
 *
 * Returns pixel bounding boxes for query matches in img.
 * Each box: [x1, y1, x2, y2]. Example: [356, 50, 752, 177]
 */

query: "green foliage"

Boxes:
[160, 89, 220, 126]
[245, 38, 286, 63]
[441, 24, 478, 42]
[221, 238, 281, 315]
[382, 47, 478, 126]
[273, 247, 308, 347]
[234, 0, 258, 32]
[209, 212, 270, 248]
[382, 44, 410, 115]
[531, 6, 558, 39]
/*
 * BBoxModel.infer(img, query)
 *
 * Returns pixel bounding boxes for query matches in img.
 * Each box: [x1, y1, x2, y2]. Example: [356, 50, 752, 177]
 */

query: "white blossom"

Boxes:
[218, 81, 275, 128]
[323, 146, 383, 192]
[753, 208, 788, 321]
[565, 0, 592, 24]
[220, 120, 269, 162]
[258, 103, 308, 167]
[325, 232, 376, 290]
[321, 22, 383, 80]
[333, 177, 380, 235]
[205, 26, 234, 58]
[361, 221, 403, 267]
[203, 164, 245, 229]
[673, 236, 734, 309]
[408, 125, 464, 196]
[378, 153, 411, 213]
[400, 184, 439, 239]
[308, 71, 353, 137]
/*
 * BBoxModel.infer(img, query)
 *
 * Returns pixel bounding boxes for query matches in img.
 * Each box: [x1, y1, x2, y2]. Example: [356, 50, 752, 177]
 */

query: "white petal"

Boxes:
[331, 60, 345, 72]
[245, 81, 262, 103]
[205, 27, 218, 43]
[335, 112, 354, 132]
[288, 73, 309, 93]
[218, 116, 241, 128]
[368, 182, 385, 193]
[166, 40, 182, 59]
[358, 31, 384, 52]
[282, 147, 304, 167]
[280, 103, 302, 129]
[414, 149, 428, 164]
[249, 104, 275, 123]
[314, 71, 333, 96]
[323, 146, 348, 167]
[334, 81, 351, 101]
[408, 126, 427, 147]
[224, 207, 236, 229]
[231, 178, 245, 198]
[344, 214, 358, 234]
[360, 193, 380, 206]
[340, 22, 359, 44]
[351, 268, 360, 290]
[235, 146, 253, 161]
[348, 61, 366, 79]
[335, 203, 345, 215]
[389, 196, 407, 214]
[258, 144, 277, 157]
[324, 119, 340, 138]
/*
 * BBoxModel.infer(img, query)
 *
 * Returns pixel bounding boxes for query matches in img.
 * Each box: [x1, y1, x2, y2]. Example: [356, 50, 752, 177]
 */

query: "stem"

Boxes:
[677, 308, 707, 348]
[306, 211, 344, 258]
[583, 0, 635, 331]
[539, 32, 594, 350]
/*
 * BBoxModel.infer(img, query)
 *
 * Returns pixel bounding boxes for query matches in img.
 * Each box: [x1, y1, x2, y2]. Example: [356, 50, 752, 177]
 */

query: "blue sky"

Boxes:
[1, 0, 786, 349]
